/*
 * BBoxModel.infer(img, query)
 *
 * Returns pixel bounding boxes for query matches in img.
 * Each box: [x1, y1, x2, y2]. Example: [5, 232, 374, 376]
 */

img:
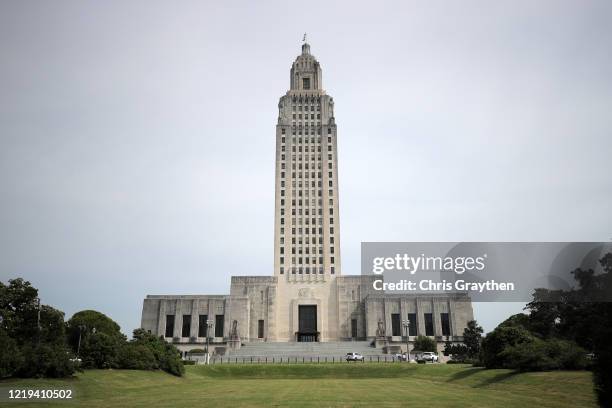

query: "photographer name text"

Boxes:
[372, 279, 515, 293]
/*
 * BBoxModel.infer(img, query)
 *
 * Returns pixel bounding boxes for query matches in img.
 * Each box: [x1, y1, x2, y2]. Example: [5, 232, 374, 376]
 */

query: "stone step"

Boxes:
[228, 341, 386, 357]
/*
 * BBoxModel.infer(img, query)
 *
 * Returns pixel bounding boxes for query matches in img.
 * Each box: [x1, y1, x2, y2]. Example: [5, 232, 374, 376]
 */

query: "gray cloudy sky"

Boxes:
[1, 0, 611, 334]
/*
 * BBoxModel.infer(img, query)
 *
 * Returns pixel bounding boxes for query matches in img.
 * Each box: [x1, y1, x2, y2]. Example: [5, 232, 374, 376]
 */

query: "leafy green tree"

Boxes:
[498, 337, 586, 372]
[0, 329, 22, 378]
[481, 324, 535, 368]
[463, 320, 483, 359]
[413, 335, 436, 352]
[497, 313, 530, 330]
[443, 342, 468, 358]
[131, 329, 184, 376]
[0, 278, 41, 345]
[66, 310, 124, 352]
[117, 343, 156, 370]
[67, 310, 121, 338]
[0, 278, 75, 378]
[17, 342, 76, 378]
[66, 310, 126, 369]
[80, 332, 123, 369]
[524, 253, 612, 406]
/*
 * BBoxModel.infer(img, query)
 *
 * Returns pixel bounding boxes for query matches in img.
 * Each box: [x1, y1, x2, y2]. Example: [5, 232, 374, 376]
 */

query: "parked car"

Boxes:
[346, 352, 364, 362]
[420, 352, 438, 362]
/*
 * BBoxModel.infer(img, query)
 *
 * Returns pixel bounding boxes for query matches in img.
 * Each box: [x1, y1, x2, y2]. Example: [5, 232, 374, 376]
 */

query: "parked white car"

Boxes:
[346, 352, 364, 362]
[420, 352, 438, 362]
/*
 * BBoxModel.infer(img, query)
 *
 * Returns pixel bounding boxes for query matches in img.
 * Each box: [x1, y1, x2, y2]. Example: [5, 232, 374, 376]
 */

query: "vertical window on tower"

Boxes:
[441, 313, 451, 336]
[258, 320, 264, 338]
[391, 314, 401, 336]
[215, 315, 224, 338]
[198, 315, 208, 337]
[165, 315, 175, 338]
[407, 313, 417, 336]
[182, 315, 191, 338]
[303, 78, 310, 90]
[424, 313, 434, 336]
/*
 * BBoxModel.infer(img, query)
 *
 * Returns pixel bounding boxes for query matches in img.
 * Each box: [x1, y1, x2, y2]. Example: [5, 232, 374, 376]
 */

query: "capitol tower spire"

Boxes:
[274, 41, 340, 280]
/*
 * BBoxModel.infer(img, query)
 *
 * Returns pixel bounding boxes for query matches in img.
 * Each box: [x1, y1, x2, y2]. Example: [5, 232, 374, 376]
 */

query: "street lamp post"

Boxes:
[36, 297, 41, 347]
[205, 319, 214, 364]
[402, 319, 411, 362]
[77, 325, 86, 357]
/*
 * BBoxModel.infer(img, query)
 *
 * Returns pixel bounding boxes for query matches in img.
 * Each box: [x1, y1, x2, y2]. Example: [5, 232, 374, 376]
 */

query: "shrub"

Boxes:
[481, 325, 535, 369]
[443, 342, 472, 362]
[66, 310, 124, 350]
[413, 335, 437, 352]
[17, 343, 76, 378]
[498, 337, 556, 371]
[80, 332, 122, 369]
[0, 330, 22, 378]
[483, 325, 587, 371]
[131, 329, 184, 376]
[117, 343, 156, 370]
[548, 338, 588, 370]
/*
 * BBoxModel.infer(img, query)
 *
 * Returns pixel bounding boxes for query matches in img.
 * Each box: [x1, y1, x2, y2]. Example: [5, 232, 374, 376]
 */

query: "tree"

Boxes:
[0, 329, 22, 378]
[17, 342, 76, 378]
[117, 343, 156, 370]
[523, 253, 612, 406]
[0, 278, 41, 346]
[80, 332, 123, 369]
[413, 335, 436, 352]
[481, 324, 535, 369]
[131, 329, 184, 376]
[66, 310, 124, 352]
[462, 320, 483, 359]
[0, 278, 75, 378]
[443, 342, 468, 359]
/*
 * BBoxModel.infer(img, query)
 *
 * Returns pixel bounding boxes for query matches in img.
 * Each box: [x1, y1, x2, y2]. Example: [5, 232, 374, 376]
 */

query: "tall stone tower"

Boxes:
[274, 41, 341, 281]
[141, 41, 474, 346]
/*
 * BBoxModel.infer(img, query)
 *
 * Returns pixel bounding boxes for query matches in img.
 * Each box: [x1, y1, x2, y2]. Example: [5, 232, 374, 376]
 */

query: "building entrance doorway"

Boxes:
[297, 305, 318, 342]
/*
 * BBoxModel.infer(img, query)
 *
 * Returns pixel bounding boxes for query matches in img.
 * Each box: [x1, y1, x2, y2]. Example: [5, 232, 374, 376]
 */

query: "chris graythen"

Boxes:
[373, 279, 515, 293]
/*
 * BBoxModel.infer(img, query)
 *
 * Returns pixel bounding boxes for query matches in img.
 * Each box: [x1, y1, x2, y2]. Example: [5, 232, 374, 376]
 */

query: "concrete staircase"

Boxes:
[228, 341, 385, 359]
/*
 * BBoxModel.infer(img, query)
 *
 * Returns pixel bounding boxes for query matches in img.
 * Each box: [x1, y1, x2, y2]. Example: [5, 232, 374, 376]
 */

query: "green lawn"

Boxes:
[0, 364, 597, 407]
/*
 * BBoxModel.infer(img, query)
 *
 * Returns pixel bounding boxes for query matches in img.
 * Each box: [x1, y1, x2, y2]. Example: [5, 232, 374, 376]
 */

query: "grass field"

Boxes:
[0, 364, 596, 407]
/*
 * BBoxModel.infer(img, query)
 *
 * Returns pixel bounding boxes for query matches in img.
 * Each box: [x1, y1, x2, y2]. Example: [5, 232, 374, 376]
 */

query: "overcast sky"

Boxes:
[1, 0, 611, 335]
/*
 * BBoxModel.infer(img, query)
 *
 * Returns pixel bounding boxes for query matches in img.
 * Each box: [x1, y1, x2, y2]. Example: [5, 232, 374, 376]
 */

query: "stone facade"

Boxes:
[140, 42, 474, 353]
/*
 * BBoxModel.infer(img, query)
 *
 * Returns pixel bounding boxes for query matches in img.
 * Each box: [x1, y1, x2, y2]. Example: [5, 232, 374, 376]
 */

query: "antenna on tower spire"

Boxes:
[303, 33, 307, 43]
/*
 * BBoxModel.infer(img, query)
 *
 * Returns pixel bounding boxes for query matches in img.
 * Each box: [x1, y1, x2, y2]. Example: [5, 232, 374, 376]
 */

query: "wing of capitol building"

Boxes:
[140, 41, 474, 358]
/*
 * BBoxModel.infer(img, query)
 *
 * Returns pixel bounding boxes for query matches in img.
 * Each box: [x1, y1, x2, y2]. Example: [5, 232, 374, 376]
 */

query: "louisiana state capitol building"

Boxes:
[141, 41, 474, 354]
